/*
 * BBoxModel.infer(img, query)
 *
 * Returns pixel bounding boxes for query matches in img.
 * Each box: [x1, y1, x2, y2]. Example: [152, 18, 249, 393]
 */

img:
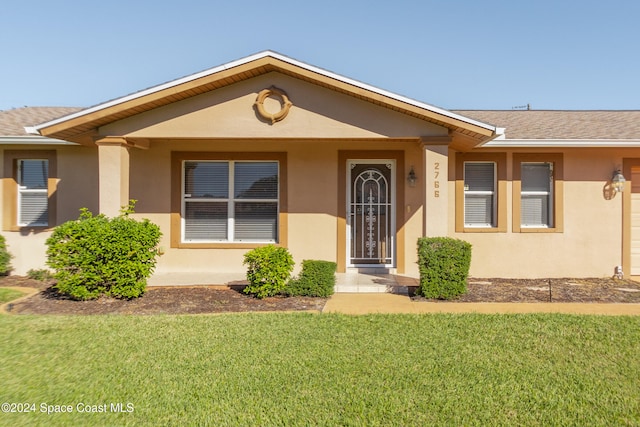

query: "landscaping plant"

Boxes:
[46, 201, 161, 300]
[0, 234, 12, 275]
[243, 245, 294, 298]
[26, 269, 52, 281]
[285, 259, 336, 297]
[416, 237, 471, 299]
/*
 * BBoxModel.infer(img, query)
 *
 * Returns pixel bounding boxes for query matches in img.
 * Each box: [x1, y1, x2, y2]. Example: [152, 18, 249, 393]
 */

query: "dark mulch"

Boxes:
[2, 276, 326, 315]
[3, 276, 640, 315]
[411, 277, 640, 303]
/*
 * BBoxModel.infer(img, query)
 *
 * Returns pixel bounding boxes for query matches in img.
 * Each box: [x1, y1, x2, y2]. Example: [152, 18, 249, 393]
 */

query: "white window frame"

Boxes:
[463, 161, 497, 228]
[181, 160, 279, 243]
[17, 159, 49, 227]
[520, 162, 553, 228]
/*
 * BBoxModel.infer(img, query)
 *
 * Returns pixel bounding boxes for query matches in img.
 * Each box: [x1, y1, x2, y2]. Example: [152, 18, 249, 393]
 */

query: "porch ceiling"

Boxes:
[34, 52, 497, 147]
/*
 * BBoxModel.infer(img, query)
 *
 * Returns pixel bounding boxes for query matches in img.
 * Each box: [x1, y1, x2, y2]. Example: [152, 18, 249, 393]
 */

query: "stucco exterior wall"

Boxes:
[99, 73, 448, 140]
[0, 145, 98, 274]
[129, 138, 425, 276]
[451, 148, 629, 278]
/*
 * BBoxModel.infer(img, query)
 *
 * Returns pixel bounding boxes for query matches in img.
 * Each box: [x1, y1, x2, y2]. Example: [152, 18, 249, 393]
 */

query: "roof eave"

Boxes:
[481, 139, 640, 148]
[33, 51, 497, 139]
[0, 135, 79, 145]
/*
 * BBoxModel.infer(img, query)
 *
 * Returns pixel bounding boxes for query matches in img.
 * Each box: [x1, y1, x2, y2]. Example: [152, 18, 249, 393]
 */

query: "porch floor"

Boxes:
[148, 271, 419, 294]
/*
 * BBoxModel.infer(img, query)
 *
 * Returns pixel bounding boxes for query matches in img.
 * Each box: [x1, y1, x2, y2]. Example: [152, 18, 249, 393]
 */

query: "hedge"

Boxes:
[416, 237, 471, 300]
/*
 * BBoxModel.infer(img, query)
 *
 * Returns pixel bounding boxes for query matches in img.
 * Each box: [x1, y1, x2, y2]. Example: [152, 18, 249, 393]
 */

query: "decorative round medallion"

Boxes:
[254, 86, 292, 124]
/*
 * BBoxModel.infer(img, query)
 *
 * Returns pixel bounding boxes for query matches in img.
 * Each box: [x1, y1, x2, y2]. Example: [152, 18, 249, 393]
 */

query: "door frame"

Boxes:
[346, 159, 396, 268]
[337, 150, 405, 273]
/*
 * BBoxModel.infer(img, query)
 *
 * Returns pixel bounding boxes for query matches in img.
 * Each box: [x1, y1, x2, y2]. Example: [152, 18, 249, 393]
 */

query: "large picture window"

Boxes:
[182, 161, 279, 242]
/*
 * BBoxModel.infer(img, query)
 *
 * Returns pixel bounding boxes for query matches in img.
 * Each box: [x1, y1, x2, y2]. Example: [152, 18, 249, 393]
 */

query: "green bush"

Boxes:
[285, 260, 336, 297]
[26, 269, 52, 281]
[243, 245, 294, 299]
[0, 235, 12, 275]
[46, 201, 162, 300]
[416, 237, 471, 300]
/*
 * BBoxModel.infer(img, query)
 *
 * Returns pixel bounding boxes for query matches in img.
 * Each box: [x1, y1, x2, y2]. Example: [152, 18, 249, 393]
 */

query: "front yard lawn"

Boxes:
[1, 313, 639, 426]
[0, 287, 26, 304]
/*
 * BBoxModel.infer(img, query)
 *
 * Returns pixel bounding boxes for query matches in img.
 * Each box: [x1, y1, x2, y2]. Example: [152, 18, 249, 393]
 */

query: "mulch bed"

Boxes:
[412, 278, 640, 303]
[3, 276, 640, 315]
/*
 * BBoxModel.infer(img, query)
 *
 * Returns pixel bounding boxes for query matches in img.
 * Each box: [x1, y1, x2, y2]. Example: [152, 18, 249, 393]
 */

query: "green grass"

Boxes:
[1, 313, 639, 426]
[0, 287, 25, 304]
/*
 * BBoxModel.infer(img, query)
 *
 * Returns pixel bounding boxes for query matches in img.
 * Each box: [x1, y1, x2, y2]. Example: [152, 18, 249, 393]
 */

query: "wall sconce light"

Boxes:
[407, 166, 417, 187]
[612, 169, 626, 193]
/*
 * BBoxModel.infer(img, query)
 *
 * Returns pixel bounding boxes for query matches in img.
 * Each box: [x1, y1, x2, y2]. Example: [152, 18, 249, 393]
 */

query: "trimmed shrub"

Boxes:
[416, 237, 471, 300]
[0, 235, 12, 275]
[243, 245, 294, 299]
[285, 260, 336, 297]
[46, 201, 162, 300]
[26, 269, 52, 281]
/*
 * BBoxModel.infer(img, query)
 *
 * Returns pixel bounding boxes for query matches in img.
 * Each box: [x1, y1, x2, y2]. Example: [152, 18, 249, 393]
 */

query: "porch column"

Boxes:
[96, 137, 130, 217]
[422, 138, 450, 237]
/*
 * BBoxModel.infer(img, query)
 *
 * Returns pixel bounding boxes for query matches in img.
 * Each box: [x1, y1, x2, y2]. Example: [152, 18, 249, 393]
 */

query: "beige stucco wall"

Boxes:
[451, 148, 628, 278]
[99, 73, 447, 140]
[130, 139, 426, 277]
[0, 145, 98, 274]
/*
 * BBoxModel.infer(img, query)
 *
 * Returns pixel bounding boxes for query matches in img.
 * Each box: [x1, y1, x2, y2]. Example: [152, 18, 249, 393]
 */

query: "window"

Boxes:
[3, 150, 56, 231]
[17, 159, 49, 227]
[182, 160, 279, 242]
[520, 163, 552, 227]
[513, 153, 563, 233]
[455, 153, 506, 232]
[464, 162, 496, 227]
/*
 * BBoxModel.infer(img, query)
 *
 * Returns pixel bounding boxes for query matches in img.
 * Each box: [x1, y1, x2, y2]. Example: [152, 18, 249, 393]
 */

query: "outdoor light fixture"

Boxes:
[612, 169, 626, 193]
[407, 166, 417, 187]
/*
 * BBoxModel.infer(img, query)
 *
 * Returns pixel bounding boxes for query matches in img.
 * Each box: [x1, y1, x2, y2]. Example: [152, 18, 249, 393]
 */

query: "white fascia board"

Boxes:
[0, 135, 79, 145]
[265, 52, 498, 133]
[482, 139, 640, 148]
[33, 51, 497, 135]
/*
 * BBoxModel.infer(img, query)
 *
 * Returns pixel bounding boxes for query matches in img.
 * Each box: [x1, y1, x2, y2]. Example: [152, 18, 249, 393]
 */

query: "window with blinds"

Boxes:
[521, 162, 553, 227]
[17, 159, 49, 227]
[182, 161, 278, 242]
[464, 162, 496, 227]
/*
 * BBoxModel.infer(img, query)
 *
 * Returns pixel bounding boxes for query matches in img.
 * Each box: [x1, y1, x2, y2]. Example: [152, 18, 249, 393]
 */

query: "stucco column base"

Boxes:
[96, 138, 130, 217]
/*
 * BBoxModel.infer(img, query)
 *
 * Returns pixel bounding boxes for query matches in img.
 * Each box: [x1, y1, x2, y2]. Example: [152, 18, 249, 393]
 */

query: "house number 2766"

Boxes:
[433, 162, 440, 198]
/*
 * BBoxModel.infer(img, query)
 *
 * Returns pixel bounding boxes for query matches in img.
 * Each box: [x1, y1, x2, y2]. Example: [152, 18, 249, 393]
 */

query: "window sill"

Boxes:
[4, 225, 53, 233]
[461, 227, 506, 233]
[174, 242, 282, 249]
[515, 227, 562, 233]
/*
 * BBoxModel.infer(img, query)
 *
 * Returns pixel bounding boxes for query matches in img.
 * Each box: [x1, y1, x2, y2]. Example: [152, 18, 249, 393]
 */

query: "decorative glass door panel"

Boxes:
[348, 162, 395, 266]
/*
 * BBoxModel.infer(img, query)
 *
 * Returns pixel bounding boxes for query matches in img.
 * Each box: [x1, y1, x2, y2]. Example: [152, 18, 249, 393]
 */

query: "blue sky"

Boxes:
[1, 0, 638, 111]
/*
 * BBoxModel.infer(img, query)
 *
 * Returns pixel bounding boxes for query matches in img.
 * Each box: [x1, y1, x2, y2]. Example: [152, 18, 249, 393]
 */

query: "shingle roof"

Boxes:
[454, 110, 640, 140]
[0, 107, 83, 136]
[3, 107, 640, 141]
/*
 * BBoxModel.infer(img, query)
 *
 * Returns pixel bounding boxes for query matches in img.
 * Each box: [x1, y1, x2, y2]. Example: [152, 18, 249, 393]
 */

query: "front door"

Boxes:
[347, 161, 395, 267]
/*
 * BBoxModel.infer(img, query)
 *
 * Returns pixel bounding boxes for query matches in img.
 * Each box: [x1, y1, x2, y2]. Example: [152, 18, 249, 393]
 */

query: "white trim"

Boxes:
[181, 159, 279, 243]
[32, 50, 497, 135]
[482, 139, 640, 148]
[0, 136, 78, 145]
